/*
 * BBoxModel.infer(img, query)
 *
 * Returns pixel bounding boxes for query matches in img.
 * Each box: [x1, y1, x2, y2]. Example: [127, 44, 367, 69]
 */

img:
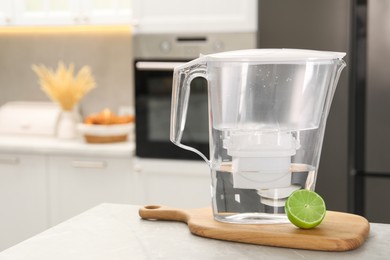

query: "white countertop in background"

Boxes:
[0, 204, 389, 260]
[0, 134, 135, 157]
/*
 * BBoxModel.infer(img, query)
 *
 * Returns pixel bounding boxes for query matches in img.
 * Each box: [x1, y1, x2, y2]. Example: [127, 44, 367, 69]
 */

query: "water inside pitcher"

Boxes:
[171, 49, 346, 224]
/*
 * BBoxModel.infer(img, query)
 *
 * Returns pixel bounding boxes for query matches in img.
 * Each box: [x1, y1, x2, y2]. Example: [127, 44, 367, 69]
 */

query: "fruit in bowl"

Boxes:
[84, 108, 134, 125]
[78, 108, 135, 143]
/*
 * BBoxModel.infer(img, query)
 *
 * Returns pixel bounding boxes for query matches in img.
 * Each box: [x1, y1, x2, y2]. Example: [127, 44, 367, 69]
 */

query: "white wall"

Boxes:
[0, 27, 134, 117]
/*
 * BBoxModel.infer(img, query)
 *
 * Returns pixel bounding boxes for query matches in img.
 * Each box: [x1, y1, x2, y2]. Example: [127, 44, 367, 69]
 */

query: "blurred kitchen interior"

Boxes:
[0, 0, 389, 226]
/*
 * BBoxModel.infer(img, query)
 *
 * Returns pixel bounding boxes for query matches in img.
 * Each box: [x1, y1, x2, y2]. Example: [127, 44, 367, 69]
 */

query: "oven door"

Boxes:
[134, 60, 209, 160]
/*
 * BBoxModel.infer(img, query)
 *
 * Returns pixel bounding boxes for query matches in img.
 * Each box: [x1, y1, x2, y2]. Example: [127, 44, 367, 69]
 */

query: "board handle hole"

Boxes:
[144, 205, 161, 210]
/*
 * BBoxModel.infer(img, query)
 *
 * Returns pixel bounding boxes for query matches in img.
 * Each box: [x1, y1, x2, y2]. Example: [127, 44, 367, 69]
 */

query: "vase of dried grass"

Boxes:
[57, 110, 77, 139]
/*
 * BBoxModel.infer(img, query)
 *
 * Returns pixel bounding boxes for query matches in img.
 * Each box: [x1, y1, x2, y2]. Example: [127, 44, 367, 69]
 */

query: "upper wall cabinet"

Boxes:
[0, 1, 13, 25]
[132, 0, 257, 33]
[0, 0, 132, 26]
[0, 0, 257, 31]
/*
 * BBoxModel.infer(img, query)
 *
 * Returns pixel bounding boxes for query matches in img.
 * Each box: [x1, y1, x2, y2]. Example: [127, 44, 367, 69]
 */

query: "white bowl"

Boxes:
[77, 123, 134, 143]
[77, 123, 134, 136]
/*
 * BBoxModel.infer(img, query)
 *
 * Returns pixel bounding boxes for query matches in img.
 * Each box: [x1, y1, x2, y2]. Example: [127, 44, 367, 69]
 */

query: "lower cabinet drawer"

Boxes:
[0, 153, 48, 251]
[48, 155, 135, 225]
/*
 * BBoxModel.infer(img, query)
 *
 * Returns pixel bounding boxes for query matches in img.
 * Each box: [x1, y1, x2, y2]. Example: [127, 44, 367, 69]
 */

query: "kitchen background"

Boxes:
[0, 0, 389, 252]
[0, 27, 133, 116]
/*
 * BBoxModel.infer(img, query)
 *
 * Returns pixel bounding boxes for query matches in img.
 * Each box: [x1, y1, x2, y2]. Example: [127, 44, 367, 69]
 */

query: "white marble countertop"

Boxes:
[0, 134, 135, 157]
[0, 204, 389, 260]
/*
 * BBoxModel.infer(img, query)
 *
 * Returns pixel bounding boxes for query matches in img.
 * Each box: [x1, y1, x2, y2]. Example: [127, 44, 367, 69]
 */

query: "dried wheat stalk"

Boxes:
[32, 61, 96, 111]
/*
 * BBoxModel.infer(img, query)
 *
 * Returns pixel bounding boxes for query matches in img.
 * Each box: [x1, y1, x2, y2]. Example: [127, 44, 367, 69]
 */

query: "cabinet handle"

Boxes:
[4, 16, 12, 24]
[0, 157, 20, 165]
[131, 19, 139, 27]
[82, 15, 89, 23]
[71, 160, 106, 169]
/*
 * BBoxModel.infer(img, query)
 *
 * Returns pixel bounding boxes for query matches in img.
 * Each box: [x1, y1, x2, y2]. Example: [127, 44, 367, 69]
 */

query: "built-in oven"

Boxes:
[133, 33, 257, 160]
[134, 59, 208, 160]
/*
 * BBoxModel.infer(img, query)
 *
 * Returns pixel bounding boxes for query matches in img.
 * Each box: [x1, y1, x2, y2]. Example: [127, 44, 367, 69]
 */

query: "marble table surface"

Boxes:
[0, 203, 389, 260]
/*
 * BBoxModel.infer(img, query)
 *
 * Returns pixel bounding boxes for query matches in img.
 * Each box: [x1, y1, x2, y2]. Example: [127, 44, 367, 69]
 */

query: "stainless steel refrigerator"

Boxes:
[258, 0, 352, 212]
[352, 0, 390, 223]
[258, 0, 390, 223]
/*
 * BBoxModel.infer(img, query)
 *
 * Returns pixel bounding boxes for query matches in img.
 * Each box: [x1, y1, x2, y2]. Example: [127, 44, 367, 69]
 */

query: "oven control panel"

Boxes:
[134, 32, 256, 60]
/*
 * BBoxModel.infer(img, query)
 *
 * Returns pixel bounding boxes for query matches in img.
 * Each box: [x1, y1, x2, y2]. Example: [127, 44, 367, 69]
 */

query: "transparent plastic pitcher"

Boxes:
[171, 49, 346, 224]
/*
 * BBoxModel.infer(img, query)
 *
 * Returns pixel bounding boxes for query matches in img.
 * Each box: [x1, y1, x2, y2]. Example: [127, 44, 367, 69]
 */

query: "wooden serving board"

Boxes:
[139, 205, 370, 252]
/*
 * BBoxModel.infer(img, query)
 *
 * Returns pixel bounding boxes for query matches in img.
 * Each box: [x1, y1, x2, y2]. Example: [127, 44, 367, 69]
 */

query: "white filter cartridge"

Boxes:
[232, 157, 292, 189]
[224, 131, 299, 189]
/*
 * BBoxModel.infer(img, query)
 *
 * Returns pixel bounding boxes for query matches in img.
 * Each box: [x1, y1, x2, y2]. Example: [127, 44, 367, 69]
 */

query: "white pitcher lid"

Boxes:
[205, 48, 346, 62]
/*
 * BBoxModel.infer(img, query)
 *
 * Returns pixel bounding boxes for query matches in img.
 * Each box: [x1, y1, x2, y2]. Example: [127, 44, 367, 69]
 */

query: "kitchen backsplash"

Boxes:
[0, 26, 134, 118]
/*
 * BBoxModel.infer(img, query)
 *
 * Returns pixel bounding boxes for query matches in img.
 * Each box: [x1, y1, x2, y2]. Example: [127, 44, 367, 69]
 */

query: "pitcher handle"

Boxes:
[170, 58, 210, 165]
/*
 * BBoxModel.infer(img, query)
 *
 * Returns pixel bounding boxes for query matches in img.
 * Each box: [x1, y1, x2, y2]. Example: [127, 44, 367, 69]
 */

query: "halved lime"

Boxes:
[285, 189, 326, 229]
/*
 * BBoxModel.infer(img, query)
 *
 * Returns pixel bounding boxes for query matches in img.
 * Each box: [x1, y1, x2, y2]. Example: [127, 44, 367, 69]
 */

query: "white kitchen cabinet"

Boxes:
[0, 153, 48, 251]
[135, 159, 211, 208]
[79, 0, 132, 25]
[48, 155, 137, 225]
[132, 0, 257, 33]
[2, 0, 132, 26]
[14, 0, 78, 25]
[0, 1, 13, 25]
[0, 136, 136, 250]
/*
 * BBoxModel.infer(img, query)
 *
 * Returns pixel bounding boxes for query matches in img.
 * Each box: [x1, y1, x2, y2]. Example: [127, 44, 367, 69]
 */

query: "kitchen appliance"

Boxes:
[171, 49, 346, 223]
[349, 0, 390, 223]
[133, 33, 257, 208]
[134, 33, 256, 160]
[257, 0, 352, 215]
[0, 102, 60, 136]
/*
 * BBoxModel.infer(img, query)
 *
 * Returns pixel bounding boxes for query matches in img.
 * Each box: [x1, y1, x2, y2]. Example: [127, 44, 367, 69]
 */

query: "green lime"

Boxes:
[285, 189, 326, 229]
